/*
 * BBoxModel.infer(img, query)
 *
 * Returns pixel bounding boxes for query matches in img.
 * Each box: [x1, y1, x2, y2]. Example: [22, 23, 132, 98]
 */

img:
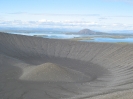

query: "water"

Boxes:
[9, 32, 81, 39]
[8, 32, 133, 43]
[81, 37, 133, 43]
[41, 33, 81, 39]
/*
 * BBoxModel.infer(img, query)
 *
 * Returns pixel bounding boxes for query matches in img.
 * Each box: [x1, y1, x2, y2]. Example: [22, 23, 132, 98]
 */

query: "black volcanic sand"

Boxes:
[0, 32, 133, 99]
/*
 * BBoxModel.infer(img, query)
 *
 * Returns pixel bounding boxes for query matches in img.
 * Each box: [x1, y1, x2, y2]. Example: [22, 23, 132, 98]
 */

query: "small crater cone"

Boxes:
[20, 63, 91, 82]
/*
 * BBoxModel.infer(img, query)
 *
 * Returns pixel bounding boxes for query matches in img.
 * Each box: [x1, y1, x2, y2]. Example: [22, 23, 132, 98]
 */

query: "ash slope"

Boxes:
[0, 32, 133, 99]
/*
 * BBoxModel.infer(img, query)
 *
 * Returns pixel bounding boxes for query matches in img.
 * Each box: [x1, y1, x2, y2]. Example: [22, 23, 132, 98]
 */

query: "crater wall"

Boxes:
[0, 33, 133, 99]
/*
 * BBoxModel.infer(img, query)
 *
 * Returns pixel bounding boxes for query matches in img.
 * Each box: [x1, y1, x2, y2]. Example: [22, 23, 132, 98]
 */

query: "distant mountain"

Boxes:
[78, 29, 96, 35]
[77, 29, 106, 35]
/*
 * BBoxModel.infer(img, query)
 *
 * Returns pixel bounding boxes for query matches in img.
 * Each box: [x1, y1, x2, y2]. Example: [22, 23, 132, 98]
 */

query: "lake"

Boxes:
[8, 32, 133, 43]
[9, 32, 82, 39]
[81, 37, 133, 43]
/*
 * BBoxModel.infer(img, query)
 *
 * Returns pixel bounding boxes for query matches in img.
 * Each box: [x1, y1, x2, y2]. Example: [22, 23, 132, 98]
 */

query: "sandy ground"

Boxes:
[0, 32, 133, 99]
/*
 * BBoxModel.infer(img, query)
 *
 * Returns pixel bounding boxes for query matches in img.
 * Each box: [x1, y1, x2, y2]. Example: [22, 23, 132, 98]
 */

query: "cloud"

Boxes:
[0, 20, 133, 30]
[109, 16, 133, 17]
[99, 17, 109, 20]
[34, 13, 100, 17]
[36, 20, 100, 28]
[104, 0, 133, 4]
[117, 0, 133, 3]
[0, 20, 99, 28]
[8, 12, 100, 17]
[8, 12, 28, 15]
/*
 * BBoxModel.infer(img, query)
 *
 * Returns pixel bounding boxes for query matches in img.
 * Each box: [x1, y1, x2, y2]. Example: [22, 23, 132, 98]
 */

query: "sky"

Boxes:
[0, 0, 133, 31]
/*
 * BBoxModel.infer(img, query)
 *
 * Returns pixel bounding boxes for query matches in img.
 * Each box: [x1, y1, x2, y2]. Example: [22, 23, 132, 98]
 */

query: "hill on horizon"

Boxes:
[78, 29, 96, 35]
[77, 29, 106, 35]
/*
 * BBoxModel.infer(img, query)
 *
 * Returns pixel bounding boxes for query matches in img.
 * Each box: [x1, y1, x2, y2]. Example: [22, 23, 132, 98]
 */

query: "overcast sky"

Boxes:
[0, 0, 133, 31]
